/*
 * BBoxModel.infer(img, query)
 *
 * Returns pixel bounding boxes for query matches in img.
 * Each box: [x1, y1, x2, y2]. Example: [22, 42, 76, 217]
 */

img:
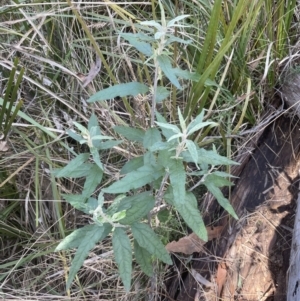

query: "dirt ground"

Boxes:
[165, 106, 300, 301]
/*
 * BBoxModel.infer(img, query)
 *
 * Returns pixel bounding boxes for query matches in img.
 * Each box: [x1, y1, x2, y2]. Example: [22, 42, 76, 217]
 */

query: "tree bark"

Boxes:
[287, 189, 300, 301]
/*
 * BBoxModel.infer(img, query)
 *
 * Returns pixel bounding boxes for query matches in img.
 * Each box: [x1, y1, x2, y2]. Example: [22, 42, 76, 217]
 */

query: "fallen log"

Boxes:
[165, 109, 300, 301]
[287, 189, 300, 301]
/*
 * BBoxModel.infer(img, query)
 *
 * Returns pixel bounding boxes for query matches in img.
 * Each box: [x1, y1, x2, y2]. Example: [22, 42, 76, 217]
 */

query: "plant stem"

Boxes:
[151, 61, 159, 127]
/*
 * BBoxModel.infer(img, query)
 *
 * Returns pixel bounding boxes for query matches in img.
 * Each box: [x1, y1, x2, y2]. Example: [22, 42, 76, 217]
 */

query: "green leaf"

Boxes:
[90, 147, 103, 170]
[119, 194, 155, 225]
[164, 187, 175, 206]
[102, 165, 161, 194]
[187, 170, 207, 176]
[187, 121, 218, 136]
[89, 122, 113, 148]
[178, 107, 186, 131]
[203, 180, 238, 220]
[91, 134, 113, 141]
[182, 148, 239, 166]
[167, 14, 190, 27]
[86, 197, 98, 212]
[155, 31, 165, 40]
[97, 140, 122, 150]
[157, 55, 181, 89]
[62, 194, 89, 213]
[165, 37, 192, 47]
[186, 108, 218, 136]
[88, 114, 101, 148]
[111, 210, 127, 222]
[62, 194, 85, 203]
[155, 86, 170, 103]
[167, 133, 183, 142]
[155, 122, 181, 134]
[67, 129, 84, 143]
[169, 159, 186, 205]
[119, 32, 153, 43]
[157, 149, 173, 167]
[54, 153, 89, 178]
[213, 171, 238, 178]
[98, 192, 105, 207]
[62, 196, 98, 215]
[62, 196, 100, 214]
[52, 162, 93, 178]
[73, 122, 89, 136]
[105, 195, 127, 216]
[149, 141, 170, 152]
[90, 129, 105, 149]
[120, 156, 144, 175]
[185, 140, 198, 166]
[116, 193, 143, 212]
[143, 151, 156, 166]
[65, 223, 112, 289]
[134, 240, 153, 277]
[155, 111, 174, 139]
[82, 165, 103, 197]
[131, 222, 172, 265]
[120, 33, 153, 56]
[143, 128, 162, 149]
[205, 173, 233, 187]
[187, 110, 204, 132]
[88, 114, 100, 132]
[88, 82, 149, 102]
[175, 193, 207, 241]
[55, 224, 100, 250]
[114, 126, 145, 143]
[198, 148, 239, 166]
[112, 228, 132, 292]
[140, 20, 163, 31]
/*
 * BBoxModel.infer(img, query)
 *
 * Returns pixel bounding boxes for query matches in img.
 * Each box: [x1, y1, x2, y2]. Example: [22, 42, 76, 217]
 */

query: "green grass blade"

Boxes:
[4, 67, 24, 131]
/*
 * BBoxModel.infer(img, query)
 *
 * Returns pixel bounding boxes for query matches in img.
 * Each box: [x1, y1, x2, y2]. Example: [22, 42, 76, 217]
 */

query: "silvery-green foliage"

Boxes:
[54, 109, 238, 291]
[53, 2, 239, 291]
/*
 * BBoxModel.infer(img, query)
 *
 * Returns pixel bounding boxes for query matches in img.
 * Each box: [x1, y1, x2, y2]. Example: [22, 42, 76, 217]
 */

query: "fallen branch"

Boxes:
[287, 179, 300, 301]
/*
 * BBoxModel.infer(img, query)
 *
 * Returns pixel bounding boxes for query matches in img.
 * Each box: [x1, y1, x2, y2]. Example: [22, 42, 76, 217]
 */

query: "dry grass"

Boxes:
[1, 0, 300, 300]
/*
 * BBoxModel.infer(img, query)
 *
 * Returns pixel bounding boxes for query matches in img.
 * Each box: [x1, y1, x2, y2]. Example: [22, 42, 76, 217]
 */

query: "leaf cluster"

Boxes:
[54, 5, 239, 292]
[54, 108, 238, 291]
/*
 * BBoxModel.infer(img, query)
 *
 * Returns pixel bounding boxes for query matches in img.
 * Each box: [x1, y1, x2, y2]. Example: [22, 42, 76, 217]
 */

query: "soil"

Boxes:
[164, 103, 300, 301]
